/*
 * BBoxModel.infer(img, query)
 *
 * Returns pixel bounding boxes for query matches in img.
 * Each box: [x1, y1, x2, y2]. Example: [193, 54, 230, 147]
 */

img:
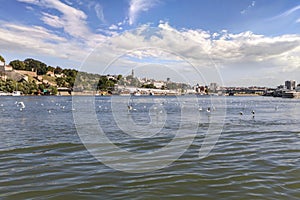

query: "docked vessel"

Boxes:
[282, 91, 300, 98]
[12, 91, 22, 96]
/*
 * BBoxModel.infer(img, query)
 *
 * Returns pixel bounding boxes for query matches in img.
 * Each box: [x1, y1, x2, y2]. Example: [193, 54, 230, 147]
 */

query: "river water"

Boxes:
[0, 96, 300, 199]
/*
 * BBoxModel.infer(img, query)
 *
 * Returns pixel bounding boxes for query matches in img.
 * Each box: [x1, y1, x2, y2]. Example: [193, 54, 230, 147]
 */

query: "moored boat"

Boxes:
[12, 91, 22, 96]
[282, 91, 300, 98]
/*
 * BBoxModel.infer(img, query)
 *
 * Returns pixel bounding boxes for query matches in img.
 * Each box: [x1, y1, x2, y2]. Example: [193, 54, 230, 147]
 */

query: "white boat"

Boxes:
[133, 91, 141, 96]
[0, 91, 11, 96]
[119, 90, 131, 96]
[12, 91, 22, 96]
[282, 91, 300, 98]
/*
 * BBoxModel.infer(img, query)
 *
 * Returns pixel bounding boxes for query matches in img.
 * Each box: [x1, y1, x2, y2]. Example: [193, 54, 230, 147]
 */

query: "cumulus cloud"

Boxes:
[4, 1, 300, 86]
[2, 18, 300, 73]
[18, 0, 91, 39]
[128, 0, 159, 25]
[79, 22, 300, 83]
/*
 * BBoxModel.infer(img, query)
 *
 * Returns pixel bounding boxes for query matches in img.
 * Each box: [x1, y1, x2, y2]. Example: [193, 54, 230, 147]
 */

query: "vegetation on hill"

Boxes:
[0, 55, 5, 65]
[1, 54, 192, 95]
[0, 78, 57, 95]
[95, 75, 123, 91]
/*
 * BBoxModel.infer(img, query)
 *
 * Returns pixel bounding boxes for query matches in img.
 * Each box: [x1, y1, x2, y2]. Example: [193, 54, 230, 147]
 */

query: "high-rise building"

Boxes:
[285, 80, 296, 90]
[209, 82, 218, 93]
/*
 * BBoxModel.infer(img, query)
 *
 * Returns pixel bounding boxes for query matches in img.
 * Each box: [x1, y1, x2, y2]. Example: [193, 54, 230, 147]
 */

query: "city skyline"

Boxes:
[1, 0, 300, 87]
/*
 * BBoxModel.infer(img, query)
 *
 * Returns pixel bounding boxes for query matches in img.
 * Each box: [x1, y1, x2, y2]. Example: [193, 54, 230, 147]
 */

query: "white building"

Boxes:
[153, 81, 165, 89]
[209, 82, 218, 93]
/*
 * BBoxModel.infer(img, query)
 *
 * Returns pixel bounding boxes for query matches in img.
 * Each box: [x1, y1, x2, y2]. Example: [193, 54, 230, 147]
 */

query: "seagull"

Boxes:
[18, 101, 25, 111]
[199, 107, 203, 111]
[18, 102, 25, 109]
[127, 105, 133, 110]
[207, 107, 211, 113]
[251, 110, 255, 115]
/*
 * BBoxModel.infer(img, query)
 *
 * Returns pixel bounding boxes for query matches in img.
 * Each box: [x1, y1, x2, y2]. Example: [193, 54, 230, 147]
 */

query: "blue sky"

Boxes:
[1, 0, 300, 86]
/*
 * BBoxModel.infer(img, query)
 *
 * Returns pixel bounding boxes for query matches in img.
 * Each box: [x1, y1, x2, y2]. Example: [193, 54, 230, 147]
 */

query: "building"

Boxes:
[285, 80, 296, 90]
[55, 73, 66, 78]
[209, 82, 218, 93]
[153, 81, 165, 89]
[46, 70, 55, 77]
[0, 65, 13, 71]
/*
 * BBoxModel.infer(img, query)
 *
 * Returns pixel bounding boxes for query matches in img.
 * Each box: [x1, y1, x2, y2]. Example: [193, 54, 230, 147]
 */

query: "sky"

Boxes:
[0, 0, 300, 86]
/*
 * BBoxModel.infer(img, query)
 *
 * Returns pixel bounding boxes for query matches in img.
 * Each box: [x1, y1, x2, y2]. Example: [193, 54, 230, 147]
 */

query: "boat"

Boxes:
[0, 91, 11, 96]
[282, 91, 300, 98]
[12, 91, 22, 96]
[133, 91, 141, 96]
[119, 90, 131, 96]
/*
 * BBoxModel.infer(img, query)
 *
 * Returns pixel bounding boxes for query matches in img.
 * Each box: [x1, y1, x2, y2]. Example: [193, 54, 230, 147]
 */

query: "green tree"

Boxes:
[0, 55, 5, 66]
[54, 66, 63, 74]
[38, 84, 45, 92]
[24, 58, 48, 75]
[56, 77, 66, 87]
[66, 76, 75, 87]
[142, 83, 156, 89]
[47, 66, 55, 73]
[97, 76, 116, 91]
[62, 69, 78, 77]
[49, 86, 58, 95]
[117, 74, 122, 80]
[9, 60, 26, 70]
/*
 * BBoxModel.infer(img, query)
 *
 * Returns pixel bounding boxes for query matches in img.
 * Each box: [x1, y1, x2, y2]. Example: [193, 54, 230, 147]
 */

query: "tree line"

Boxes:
[1, 55, 122, 95]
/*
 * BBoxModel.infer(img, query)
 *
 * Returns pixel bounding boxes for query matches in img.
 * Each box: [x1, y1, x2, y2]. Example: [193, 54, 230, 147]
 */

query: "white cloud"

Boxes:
[109, 24, 119, 30]
[2, 0, 300, 87]
[0, 22, 68, 56]
[3, 19, 300, 73]
[18, 0, 40, 3]
[41, 12, 64, 28]
[18, 0, 91, 39]
[128, 0, 159, 25]
[94, 3, 106, 24]
[80, 23, 300, 77]
[240, 1, 256, 15]
[25, 6, 34, 11]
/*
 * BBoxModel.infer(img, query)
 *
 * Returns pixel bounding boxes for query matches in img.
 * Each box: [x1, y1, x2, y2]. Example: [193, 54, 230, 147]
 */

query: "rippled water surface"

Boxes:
[1, 96, 300, 199]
